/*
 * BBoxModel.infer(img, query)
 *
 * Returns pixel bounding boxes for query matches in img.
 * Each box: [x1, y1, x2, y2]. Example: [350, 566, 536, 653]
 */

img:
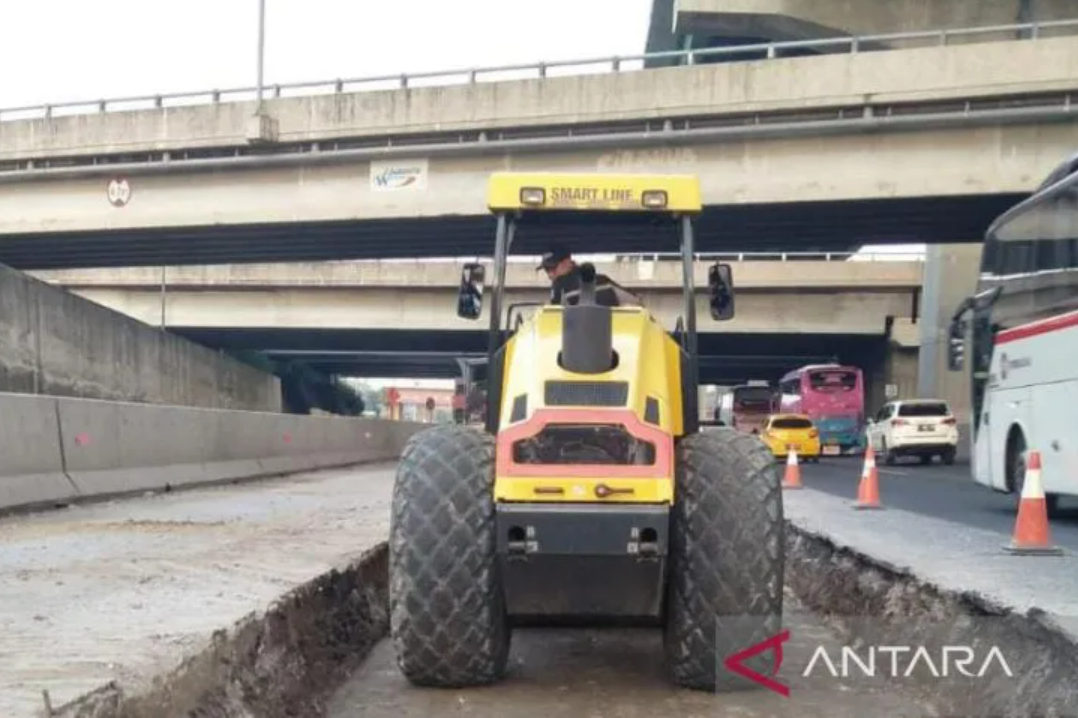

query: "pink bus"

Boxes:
[777, 364, 865, 455]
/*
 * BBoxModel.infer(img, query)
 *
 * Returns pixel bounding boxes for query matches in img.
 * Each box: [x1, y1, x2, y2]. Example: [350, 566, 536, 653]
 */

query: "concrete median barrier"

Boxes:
[0, 393, 77, 509]
[0, 391, 427, 514]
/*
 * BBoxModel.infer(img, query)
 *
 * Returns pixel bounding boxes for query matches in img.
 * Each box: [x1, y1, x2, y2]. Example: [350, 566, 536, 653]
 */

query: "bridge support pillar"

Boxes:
[883, 342, 920, 404]
[917, 243, 983, 424]
[863, 317, 920, 417]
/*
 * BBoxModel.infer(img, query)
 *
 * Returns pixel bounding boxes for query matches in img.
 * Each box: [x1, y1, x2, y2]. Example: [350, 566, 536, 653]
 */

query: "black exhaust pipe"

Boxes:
[560, 263, 614, 374]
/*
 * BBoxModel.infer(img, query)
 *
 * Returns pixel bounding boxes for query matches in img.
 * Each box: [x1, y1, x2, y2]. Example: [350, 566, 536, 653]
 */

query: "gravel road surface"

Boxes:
[6, 455, 1077, 717]
[0, 463, 395, 717]
[327, 594, 943, 718]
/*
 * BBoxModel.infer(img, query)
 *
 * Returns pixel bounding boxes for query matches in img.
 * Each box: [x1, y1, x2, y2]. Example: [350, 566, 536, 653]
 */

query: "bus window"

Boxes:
[808, 369, 858, 392]
[734, 386, 772, 409]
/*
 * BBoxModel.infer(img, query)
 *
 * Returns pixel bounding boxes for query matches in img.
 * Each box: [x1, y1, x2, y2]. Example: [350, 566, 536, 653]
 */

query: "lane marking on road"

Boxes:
[877, 469, 908, 476]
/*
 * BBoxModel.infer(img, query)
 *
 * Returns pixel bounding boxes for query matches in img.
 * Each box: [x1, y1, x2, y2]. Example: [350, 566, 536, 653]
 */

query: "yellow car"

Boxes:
[761, 414, 821, 462]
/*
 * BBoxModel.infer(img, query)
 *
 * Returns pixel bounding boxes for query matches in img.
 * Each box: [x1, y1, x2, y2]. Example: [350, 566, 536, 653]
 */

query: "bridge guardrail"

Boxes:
[1, 19, 1076, 123]
[616, 251, 927, 262]
[362, 251, 927, 264]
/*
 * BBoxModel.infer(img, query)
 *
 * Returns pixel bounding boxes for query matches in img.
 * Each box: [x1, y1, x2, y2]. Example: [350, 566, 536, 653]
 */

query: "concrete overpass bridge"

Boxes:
[646, 0, 1078, 59]
[31, 256, 923, 400]
[1, 24, 1077, 268]
[36, 257, 921, 336]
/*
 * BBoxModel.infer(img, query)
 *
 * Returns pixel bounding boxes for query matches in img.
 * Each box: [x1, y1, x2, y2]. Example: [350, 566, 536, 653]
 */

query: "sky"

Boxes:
[1, 0, 654, 108]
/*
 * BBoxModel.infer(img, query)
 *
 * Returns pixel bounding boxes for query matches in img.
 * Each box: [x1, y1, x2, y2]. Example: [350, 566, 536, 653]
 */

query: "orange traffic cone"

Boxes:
[782, 445, 803, 489]
[854, 445, 883, 510]
[1004, 451, 1062, 555]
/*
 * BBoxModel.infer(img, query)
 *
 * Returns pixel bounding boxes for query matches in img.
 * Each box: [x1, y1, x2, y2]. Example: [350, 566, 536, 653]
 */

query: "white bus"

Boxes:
[947, 151, 1078, 516]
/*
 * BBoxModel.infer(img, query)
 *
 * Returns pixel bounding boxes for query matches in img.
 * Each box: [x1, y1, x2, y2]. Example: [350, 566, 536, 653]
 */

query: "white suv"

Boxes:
[865, 399, 959, 466]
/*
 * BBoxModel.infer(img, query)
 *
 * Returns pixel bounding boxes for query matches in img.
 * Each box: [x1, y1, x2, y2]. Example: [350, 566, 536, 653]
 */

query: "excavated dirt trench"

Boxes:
[787, 527, 1078, 718]
[50, 545, 389, 718]
[52, 525, 1078, 718]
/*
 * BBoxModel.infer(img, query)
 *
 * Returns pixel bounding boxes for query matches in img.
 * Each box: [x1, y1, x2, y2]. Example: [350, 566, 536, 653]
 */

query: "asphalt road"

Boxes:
[797, 457, 1078, 551]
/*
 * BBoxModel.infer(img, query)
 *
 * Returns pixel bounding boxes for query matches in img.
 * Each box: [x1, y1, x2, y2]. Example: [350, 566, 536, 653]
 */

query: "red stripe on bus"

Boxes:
[996, 309, 1078, 345]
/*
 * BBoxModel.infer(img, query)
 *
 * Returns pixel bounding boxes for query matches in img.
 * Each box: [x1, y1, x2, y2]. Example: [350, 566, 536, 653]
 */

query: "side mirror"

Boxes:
[947, 318, 966, 371]
[457, 262, 485, 320]
[707, 262, 735, 321]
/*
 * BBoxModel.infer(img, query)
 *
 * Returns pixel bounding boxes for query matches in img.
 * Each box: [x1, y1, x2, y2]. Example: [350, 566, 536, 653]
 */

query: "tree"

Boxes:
[350, 381, 384, 416]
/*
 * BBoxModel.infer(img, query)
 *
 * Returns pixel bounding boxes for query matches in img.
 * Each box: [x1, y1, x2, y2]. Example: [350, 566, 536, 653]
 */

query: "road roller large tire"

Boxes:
[663, 428, 785, 691]
[389, 424, 511, 687]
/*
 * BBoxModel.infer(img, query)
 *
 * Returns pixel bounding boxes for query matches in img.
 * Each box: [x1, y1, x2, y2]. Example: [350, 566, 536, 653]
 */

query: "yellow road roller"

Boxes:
[388, 171, 784, 692]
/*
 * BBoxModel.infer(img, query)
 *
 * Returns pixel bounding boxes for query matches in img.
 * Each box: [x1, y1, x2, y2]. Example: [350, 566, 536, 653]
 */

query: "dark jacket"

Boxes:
[550, 264, 642, 307]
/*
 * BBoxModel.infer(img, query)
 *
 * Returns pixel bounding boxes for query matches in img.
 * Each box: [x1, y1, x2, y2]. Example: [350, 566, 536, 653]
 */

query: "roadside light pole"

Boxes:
[256, 0, 266, 112]
[247, 0, 277, 142]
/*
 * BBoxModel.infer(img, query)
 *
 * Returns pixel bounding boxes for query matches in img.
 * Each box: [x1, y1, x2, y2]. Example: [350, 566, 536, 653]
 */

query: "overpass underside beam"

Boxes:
[677, 9, 847, 43]
[261, 349, 843, 383]
[0, 194, 1019, 270]
[668, 0, 1078, 46]
[167, 327, 890, 385]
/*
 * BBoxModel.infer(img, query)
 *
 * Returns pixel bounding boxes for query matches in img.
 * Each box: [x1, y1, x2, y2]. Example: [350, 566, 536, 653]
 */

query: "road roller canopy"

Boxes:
[486, 172, 702, 214]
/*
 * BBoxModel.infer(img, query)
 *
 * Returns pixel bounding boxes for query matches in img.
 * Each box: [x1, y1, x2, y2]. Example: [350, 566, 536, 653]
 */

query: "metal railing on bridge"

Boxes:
[619, 251, 927, 263]
[2, 19, 1076, 123]
[364, 251, 927, 264]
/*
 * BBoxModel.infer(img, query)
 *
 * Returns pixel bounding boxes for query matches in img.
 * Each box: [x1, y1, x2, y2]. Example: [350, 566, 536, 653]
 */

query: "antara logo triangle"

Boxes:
[722, 629, 791, 697]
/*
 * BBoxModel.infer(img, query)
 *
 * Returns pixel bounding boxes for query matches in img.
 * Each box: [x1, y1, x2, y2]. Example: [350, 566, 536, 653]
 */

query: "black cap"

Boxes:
[536, 243, 571, 271]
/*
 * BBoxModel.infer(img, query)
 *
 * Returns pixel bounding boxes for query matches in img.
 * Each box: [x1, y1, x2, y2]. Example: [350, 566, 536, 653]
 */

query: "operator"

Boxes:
[457, 274, 482, 317]
[537, 242, 642, 307]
